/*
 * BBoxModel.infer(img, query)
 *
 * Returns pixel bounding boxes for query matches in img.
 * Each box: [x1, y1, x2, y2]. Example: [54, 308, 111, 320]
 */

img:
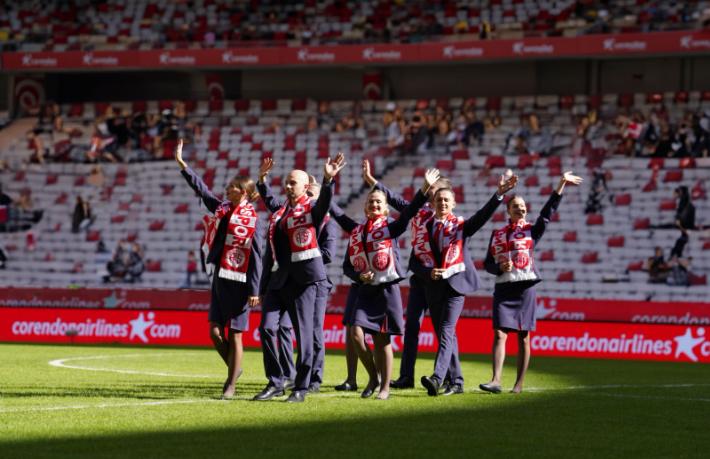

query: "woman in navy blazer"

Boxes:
[417, 174, 518, 396]
[480, 171, 582, 394]
[176, 140, 263, 399]
[329, 169, 440, 400]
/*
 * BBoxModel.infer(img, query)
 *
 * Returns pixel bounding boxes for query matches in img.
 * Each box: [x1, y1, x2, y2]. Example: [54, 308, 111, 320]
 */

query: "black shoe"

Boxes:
[286, 391, 305, 403]
[390, 376, 414, 389]
[442, 384, 464, 396]
[361, 386, 376, 398]
[308, 384, 320, 394]
[420, 376, 441, 396]
[334, 381, 358, 391]
[478, 383, 502, 394]
[253, 384, 285, 401]
[284, 378, 295, 390]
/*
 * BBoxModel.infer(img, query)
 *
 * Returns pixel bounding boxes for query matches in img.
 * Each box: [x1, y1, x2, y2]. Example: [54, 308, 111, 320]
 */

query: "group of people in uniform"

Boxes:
[175, 140, 583, 402]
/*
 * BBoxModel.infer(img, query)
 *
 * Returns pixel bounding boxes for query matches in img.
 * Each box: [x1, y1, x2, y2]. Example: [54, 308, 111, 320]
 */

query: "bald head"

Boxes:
[285, 169, 310, 203]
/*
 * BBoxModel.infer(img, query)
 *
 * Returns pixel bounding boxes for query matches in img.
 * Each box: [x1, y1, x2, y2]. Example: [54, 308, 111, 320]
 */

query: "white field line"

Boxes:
[48, 353, 222, 378]
[0, 399, 221, 414]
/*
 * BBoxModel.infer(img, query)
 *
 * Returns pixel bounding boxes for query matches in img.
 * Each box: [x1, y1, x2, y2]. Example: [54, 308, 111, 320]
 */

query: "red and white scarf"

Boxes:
[489, 220, 537, 284]
[200, 214, 217, 276]
[348, 216, 399, 285]
[268, 194, 320, 272]
[214, 201, 258, 282]
[411, 206, 436, 267]
[412, 208, 466, 279]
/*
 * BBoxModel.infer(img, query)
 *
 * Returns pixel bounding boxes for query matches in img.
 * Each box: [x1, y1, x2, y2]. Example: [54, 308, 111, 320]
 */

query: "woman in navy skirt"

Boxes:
[176, 140, 263, 399]
[480, 171, 582, 394]
[330, 169, 440, 400]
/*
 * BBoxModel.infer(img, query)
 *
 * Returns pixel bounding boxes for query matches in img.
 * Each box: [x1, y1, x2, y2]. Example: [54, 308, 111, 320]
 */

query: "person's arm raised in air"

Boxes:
[362, 159, 409, 212]
[175, 139, 222, 213]
[329, 200, 359, 234]
[463, 173, 518, 238]
[388, 168, 441, 238]
[256, 157, 284, 213]
[531, 171, 583, 242]
[312, 152, 346, 225]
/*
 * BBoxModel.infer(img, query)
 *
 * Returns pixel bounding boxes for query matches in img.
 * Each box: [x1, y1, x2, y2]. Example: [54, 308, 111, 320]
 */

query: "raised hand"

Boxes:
[362, 159, 376, 187]
[324, 152, 347, 181]
[259, 157, 274, 183]
[175, 138, 187, 170]
[561, 171, 583, 185]
[556, 170, 583, 194]
[422, 168, 441, 193]
[497, 173, 518, 195]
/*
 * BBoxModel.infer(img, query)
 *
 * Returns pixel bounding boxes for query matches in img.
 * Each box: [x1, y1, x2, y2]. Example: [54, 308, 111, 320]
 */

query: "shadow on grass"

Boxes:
[2, 388, 709, 459]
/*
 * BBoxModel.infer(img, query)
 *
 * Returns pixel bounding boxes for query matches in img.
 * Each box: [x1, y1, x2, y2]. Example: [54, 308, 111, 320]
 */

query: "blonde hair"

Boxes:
[231, 175, 259, 202]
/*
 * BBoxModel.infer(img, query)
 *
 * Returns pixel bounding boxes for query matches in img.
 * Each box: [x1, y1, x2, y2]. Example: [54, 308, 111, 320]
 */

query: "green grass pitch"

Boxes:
[1, 343, 709, 458]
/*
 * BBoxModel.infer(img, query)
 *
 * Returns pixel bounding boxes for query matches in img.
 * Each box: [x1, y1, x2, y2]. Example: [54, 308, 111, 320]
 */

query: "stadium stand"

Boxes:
[1, 0, 708, 52]
[0, 91, 708, 303]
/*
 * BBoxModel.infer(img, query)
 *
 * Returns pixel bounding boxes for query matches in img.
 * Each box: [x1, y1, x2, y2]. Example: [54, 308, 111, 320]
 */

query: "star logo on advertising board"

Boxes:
[129, 312, 155, 343]
[673, 327, 705, 362]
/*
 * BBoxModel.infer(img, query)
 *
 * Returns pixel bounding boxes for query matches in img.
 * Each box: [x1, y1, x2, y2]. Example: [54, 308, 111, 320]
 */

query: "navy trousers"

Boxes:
[260, 278, 317, 392]
[398, 278, 427, 379]
[425, 283, 465, 385]
[278, 280, 329, 386]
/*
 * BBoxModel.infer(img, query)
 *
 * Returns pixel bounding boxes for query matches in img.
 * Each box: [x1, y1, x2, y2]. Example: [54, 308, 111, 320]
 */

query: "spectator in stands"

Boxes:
[666, 256, 691, 287]
[693, 110, 710, 157]
[527, 114, 553, 156]
[584, 168, 609, 214]
[407, 112, 431, 155]
[670, 186, 696, 258]
[87, 165, 105, 187]
[71, 196, 94, 233]
[26, 131, 47, 164]
[384, 102, 404, 151]
[0, 243, 6, 269]
[183, 250, 198, 289]
[105, 240, 144, 283]
[644, 246, 670, 284]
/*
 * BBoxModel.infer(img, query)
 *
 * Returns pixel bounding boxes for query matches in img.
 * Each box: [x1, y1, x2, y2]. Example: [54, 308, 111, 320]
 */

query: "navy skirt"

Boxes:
[351, 282, 404, 336]
[492, 282, 537, 332]
[210, 268, 251, 331]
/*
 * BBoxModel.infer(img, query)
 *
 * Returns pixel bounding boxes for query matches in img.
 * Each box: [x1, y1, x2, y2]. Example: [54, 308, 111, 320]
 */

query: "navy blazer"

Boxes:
[376, 183, 502, 296]
[484, 191, 562, 286]
[180, 167, 263, 297]
[257, 179, 333, 290]
[258, 214, 337, 295]
[330, 189, 428, 286]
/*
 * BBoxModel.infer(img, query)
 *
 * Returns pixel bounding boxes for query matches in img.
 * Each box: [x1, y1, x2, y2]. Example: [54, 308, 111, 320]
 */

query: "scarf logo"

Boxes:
[445, 245, 460, 264]
[293, 227, 314, 248]
[373, 252, 390, 271]
[226, 248, 245, 268]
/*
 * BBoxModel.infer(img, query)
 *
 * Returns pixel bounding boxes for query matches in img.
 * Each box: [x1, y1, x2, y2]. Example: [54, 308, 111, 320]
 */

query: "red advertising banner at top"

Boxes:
[2, 30, 709, 71]
[1, 287, 709, 325]
[1, 307, 708, 363]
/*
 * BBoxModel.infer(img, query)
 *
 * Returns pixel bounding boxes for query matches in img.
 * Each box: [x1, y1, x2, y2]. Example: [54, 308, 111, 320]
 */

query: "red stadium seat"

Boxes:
[659, 199, 676, 211]
[524, 175, 539, 187]
[663, 170, 683, 182]
[146, 260, 162, 272]
[689, 273, 707, 286]
[557, 271, 574, 282]
[111, 215, 126, 223]
[149, 220, 166, 231]
[627, 261, 643, 271]
[540, 185, 552, 196]
[607, 236, 625, 247]
[586, 214, 604, 225]
[614, 194, 632, 206]
[539, 250, 554, 261]
[485, 155, 506, 168]
[174, 203, 189, 213]
[581, 252, 599, 263]
[563, 231, 577, 242]
[633, 218, 651, 230]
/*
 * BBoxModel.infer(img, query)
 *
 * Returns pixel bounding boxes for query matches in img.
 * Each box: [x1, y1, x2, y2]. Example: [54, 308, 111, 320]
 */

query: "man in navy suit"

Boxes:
[254, 154, 345, 403]
[273, 177, 338, 393]
[418, 174, 517, 395]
